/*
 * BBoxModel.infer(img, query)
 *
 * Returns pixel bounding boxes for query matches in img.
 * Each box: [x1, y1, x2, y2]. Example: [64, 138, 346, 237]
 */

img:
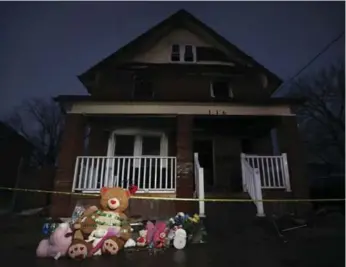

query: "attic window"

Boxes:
[171, 44, 180, 62]
[133, 76, 153, 99]
[184, 45, 194, 62]
[210, 80, 233, 99]
[170, 44, 196, 62]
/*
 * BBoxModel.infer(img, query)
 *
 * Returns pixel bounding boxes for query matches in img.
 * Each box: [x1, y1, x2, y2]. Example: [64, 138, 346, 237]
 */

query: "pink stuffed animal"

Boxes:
[153, 221, 168, 249]
[36, 223, 73, 260]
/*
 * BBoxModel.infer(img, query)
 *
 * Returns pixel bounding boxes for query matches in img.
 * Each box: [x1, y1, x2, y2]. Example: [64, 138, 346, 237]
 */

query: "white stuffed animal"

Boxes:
[87, 228, 108, 256]
[173, 228, 187, 250]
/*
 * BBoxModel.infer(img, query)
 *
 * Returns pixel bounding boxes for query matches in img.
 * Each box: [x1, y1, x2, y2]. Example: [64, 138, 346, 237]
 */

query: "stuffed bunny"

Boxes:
[36, 223, 73, 260]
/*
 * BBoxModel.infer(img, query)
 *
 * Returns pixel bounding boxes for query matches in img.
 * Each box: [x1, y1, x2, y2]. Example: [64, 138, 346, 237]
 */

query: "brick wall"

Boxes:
[51, 114, 86, 218]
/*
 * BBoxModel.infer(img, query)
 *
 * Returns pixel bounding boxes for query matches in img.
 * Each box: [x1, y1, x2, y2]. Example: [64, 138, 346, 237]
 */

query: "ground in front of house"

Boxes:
[0, 204, 344, 267]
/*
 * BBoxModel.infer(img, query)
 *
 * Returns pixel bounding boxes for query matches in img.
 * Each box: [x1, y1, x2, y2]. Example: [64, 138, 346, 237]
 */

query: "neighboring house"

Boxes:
[51, 10, 309, 219]
[0, 122, 33, 210]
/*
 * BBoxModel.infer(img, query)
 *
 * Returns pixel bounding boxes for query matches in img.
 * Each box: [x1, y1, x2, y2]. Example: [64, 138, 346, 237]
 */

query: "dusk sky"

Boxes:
[1, 1, 345, 117]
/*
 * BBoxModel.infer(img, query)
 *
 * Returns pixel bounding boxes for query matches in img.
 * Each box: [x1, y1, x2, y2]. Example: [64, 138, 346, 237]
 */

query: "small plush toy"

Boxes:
[124, 238, 136, 248]
[136, 229, 148, 247]
[145, 221, 156, 247]
[173, 228, 187, 250]
[87, 228, 108, 256]
[36, 223, 73, 260]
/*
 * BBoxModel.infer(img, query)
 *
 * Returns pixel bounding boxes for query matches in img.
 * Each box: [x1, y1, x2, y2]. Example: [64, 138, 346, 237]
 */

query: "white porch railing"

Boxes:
[241, 153, 291, 191]
[72, 156, 177, 193]
[241, 156, 265, 217]
[193, 153, 206, 218]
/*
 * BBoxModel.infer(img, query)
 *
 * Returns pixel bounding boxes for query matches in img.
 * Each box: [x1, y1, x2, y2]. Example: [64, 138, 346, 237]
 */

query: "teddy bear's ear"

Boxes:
[127, 185, 138, 196]
[100, 187, 109, 195]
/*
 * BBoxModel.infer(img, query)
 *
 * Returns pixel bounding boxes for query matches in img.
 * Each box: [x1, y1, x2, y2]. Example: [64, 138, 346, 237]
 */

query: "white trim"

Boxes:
[67, 102, 294, 116]
[170, 44, 197, 63]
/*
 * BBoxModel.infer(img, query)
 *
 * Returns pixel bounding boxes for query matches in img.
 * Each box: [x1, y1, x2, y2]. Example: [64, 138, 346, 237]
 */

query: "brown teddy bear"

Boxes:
[68, 186, 138, 259]
[97, 186, 137, 255]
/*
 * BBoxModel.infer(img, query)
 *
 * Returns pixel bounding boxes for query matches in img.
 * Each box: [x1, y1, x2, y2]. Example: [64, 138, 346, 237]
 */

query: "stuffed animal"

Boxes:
[124, 238, 136, 248]
[136, 229, 147, 247]
[153, 221, 169, 249]
[173, 228, 187, 250]
[98, 186, 137, 255]
[86, 228, 108, 256]
[67, 206, 99, 259]
[36, 222, 73, 260]
[145, 221, 156, 248]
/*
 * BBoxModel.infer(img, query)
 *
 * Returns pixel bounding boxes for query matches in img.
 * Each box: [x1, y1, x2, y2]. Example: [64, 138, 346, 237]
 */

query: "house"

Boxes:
[0, 122, 33, 211]
[51, 9, 310, 219]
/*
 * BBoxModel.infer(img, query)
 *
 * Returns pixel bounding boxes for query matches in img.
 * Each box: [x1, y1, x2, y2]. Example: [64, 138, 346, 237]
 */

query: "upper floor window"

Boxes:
[133, 75, 154, 99]
[171, 44, 180, 62]
[170, 44, 196, 63]
[210, 80, 234, 99]
[184, 45, 194, 62]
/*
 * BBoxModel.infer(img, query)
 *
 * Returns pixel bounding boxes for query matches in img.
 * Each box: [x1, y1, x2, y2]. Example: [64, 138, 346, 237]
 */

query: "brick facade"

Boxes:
[50, 114, 86, 218]
[175, 115, 195, 213]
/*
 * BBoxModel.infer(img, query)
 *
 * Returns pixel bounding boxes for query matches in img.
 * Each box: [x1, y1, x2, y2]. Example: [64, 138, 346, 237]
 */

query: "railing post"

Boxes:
[241, 153, 247, 192]
[282, 153, 291, 192]
[198, 167, 206, 218]
[72, 157, 80, 192]
[253, 168, 265, 217]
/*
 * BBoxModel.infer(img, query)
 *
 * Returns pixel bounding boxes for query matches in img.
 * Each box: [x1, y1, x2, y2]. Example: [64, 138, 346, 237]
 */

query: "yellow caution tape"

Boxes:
[0, 186, 344, 203]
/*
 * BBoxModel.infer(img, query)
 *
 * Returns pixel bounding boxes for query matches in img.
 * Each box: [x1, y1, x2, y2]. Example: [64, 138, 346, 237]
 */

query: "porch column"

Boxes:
[276, 116, 311, 216]
[50, 114, 86, 218]
[175, 115, 194, 213]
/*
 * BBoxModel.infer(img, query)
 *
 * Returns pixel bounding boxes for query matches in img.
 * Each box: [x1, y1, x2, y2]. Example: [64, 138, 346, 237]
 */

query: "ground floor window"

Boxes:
[107, 129, 168, 157]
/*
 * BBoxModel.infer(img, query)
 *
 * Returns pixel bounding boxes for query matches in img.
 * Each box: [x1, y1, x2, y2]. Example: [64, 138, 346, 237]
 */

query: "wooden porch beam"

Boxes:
[66, 101, 294, 116]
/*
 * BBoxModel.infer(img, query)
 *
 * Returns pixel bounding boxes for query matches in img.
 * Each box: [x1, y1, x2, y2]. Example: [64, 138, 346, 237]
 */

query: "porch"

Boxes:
[71, 151, 291, 218]
[52, 112, 308, 218]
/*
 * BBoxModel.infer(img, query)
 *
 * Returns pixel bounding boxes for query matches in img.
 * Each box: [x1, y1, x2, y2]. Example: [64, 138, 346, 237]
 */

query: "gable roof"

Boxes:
[78, 9, 282, 94]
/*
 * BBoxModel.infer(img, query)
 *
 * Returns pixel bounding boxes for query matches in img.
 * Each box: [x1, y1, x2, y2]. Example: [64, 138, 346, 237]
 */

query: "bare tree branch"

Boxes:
[5, 98, 64, 167]
[287, 60, 345, 172]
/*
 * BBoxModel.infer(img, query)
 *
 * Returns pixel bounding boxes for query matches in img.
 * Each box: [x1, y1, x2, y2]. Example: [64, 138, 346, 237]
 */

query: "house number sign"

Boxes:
[208, 110, 227, 115]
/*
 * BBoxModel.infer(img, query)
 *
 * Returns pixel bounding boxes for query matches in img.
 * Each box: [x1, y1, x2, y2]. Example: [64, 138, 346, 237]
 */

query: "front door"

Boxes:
[193, 139, 214, 192]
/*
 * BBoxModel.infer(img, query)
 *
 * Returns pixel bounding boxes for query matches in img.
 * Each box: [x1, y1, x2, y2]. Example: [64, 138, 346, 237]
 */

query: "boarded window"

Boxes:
[142, 136, 161, 156]
[184, 45, 194, 62]
[171, 44, 180, 62]
[196, 47, 230, 62]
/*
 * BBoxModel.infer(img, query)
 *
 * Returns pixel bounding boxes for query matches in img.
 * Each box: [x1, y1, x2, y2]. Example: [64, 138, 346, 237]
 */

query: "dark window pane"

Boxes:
[171, 44, 180, 62]
[172, 44, 179, 53]
[212, 81, 230, 98]
[184, 45, 194, 62]
[196, 47, 231, 62]
[142, 136, 161, 156]
[114, 135, 134, 156]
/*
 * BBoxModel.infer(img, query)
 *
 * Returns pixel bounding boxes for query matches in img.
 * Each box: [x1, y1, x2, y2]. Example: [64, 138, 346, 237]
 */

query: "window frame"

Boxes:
[210, 80, 234, 98]
[108, 129, 168, 159]
[170, 44, 196, 63]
